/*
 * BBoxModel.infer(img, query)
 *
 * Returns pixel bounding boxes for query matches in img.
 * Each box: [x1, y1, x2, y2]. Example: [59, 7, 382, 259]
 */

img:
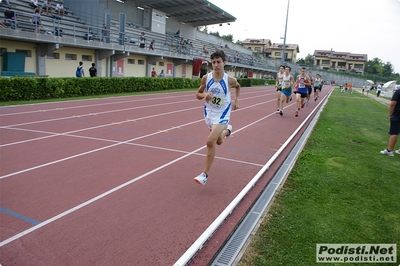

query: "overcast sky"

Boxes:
[209, 0, 400, 73]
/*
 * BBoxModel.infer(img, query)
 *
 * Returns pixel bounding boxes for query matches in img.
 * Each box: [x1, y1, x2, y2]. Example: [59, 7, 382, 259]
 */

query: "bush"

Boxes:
[0, 77, 201, 102]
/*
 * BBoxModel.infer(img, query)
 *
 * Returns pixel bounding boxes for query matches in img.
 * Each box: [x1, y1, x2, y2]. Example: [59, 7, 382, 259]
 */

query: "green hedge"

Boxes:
[0, 77, 202, 102]
[0, 77, 275, 102]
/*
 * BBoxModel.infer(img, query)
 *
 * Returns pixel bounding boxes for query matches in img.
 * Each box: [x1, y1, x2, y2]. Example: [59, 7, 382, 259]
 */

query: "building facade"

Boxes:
[313, 50, 367, 74]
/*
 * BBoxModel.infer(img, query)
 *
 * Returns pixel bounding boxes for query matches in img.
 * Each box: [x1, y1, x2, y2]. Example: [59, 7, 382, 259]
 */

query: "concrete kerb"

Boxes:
[353, 87, 391, 106]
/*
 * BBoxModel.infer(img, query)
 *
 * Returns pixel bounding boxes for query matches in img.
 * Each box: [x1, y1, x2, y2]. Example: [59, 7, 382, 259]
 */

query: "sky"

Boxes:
[208, 0, 400, 73]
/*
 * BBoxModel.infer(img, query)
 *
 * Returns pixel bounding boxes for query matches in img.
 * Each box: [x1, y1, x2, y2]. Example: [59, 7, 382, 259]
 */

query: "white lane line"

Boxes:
[0, 144, 207, 248]
[0, 106, 200, 148]
[0, 92, 269, 129]
[0, 94, 274, 148]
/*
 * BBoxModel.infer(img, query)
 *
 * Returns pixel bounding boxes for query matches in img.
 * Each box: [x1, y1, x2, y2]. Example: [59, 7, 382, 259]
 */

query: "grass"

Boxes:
[239, 89, 399, 266]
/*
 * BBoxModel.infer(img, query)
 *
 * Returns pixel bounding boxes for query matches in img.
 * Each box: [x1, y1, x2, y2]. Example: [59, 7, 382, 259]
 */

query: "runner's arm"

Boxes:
[229, 76, 240, 110]
[196, 75, 212, 101]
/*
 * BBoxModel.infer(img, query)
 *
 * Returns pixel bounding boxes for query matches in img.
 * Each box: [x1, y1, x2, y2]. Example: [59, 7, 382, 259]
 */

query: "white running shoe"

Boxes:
[226, 124, 232, 138]
[194, 172, 208, 185]
[380, 149, 394, 156]
[279, 110, 283, 116]
[395, 149, 400, 155]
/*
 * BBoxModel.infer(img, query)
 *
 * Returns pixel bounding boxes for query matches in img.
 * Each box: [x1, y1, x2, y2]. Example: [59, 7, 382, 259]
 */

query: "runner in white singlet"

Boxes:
[194, 50, 241, 185]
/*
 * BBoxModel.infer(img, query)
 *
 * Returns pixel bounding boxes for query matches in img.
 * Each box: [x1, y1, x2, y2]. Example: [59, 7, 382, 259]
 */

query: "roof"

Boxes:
[242, 39, 271, 46]
[313, 50, 367, 61]
[128, 0, 236, 27]
[269, 43, 300, 53]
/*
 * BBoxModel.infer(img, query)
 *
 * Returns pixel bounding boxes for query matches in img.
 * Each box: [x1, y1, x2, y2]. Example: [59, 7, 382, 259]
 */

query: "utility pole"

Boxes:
[281, 0, 290, 65]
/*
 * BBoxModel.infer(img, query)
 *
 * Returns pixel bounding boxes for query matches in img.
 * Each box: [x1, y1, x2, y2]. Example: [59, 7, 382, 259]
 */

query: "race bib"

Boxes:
[211, 96, 223, 106]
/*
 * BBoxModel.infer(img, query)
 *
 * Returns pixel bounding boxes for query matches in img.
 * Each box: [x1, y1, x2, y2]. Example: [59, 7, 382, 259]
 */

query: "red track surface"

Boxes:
[0, 85, 331, 265]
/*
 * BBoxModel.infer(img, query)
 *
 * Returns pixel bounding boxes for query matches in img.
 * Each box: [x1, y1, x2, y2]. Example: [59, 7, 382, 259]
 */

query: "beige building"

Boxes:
[313, 50, 367, 74]
[266, 43, 299, 63]
[242, 38, 271, 57]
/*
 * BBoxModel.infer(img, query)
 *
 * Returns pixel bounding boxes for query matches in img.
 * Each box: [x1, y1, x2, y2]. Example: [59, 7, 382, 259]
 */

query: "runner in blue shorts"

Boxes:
[294, 67, 311, 117]
[194, 50, 241, 185]
[277, 66, 294, 116]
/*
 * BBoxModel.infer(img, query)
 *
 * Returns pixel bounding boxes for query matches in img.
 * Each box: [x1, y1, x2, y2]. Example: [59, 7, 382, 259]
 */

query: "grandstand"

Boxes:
[0, 0, 277, 78]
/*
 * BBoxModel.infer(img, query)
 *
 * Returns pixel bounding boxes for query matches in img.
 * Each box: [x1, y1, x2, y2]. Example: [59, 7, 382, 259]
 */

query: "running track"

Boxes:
[0, 85, 332, 265]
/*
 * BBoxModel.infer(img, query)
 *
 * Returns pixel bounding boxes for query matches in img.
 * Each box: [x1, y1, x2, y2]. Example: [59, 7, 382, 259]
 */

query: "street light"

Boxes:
[281, 0, 290, 65]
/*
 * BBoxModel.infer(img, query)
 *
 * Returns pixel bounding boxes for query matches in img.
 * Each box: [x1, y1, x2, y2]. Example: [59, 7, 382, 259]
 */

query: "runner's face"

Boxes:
[212, 57, 225, 72]
[285, 68, 290, 74]
[280, 67, 284, 73]
[301, 69, 305, 75]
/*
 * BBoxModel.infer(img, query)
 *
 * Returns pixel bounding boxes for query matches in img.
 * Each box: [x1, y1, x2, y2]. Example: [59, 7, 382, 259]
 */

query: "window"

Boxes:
[82, 55, 92, 61]
[338, 62, 346, 67]
[275, 52, 281, 56]
[138, 59, 144, 65]
[0, 47, 7, 56]
[322, 60, 330, 65]
[355, 64, 363, 69]
[127, 59, 135, 64]
[15, 49, 32, 57]
[255, 47, 261, 52]
[47, 53, 60, 59]
[65, 53, 77, 60]
[158, 62, 164, 66]
[152, 62, 156, 66]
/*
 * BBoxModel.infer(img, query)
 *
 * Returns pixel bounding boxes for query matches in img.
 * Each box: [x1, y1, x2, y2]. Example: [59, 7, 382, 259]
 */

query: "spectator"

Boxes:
[32, 8, 41, 33]
[55, 2, 65, 16]
[151, 67, 157, 77]
[377, 83, 383, 97]
[380, 88, 400, 156]
[76, 61, 84, 77]
[41, 0, 53, 15]
[30, 0, 39, 9]
[224, 44, 229, 49]
[89, 63, 97, 77]
[202, 45, 209, 54]
[174, 30, 181, 38]
[149, 39, 155, 50]
[139, 32, 146, 48]
[5, 6, 17, 29]
[101, 23, 109, 42]
[159, 70, 165, 78]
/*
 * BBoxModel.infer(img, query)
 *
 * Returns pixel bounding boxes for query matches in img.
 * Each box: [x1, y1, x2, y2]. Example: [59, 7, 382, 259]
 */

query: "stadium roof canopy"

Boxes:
[131, 0, 236, 27]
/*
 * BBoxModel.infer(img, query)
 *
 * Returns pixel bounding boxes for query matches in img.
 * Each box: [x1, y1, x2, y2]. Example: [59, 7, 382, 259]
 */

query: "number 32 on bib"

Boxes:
[211, 96, 223, 106]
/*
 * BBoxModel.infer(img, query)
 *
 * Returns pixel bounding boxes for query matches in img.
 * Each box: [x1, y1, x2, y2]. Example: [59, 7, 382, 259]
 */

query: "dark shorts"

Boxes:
[314, 85, 322, 92]
[307, 86, 312, 95]
[294, 90, 307, 98]
[389, 116, 400, 135]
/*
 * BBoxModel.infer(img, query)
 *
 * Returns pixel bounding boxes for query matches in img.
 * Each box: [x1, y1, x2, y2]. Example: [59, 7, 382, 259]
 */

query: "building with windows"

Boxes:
[242, 38, 271, 57]
[265, 43, 299, 63]
[313, 50, 367, 74]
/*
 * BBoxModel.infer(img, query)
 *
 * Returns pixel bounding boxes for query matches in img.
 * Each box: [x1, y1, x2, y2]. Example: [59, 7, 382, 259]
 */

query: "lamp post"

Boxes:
[281, 0, 290, 65]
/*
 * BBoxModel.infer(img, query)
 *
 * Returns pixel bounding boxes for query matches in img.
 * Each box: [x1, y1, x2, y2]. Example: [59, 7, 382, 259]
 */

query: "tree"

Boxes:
[382, 61, 394, 77]
[296, 53, 314, 66]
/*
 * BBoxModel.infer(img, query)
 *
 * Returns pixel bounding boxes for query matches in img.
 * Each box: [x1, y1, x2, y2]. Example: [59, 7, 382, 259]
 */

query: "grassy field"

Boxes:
[239, 89, 399, 266]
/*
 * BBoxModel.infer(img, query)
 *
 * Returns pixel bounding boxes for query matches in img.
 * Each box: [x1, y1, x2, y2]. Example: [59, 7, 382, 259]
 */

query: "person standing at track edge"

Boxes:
[380, 88, 400, 156]
[294, 67, 310, 117]
[278, 66, 294, 116]
[275, 65, 285, 113]
[194, 50, 240, 185]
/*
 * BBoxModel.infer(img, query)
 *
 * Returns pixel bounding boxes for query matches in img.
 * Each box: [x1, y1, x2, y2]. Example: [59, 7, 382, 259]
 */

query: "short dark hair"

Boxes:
[79, 61, 83, 65]
[210, 50, 226, 61]
[92, 63, 95, 67]
[280, 65, 285, 68]
[285, 66, 291, 71]
[301, 67, 306, 70]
